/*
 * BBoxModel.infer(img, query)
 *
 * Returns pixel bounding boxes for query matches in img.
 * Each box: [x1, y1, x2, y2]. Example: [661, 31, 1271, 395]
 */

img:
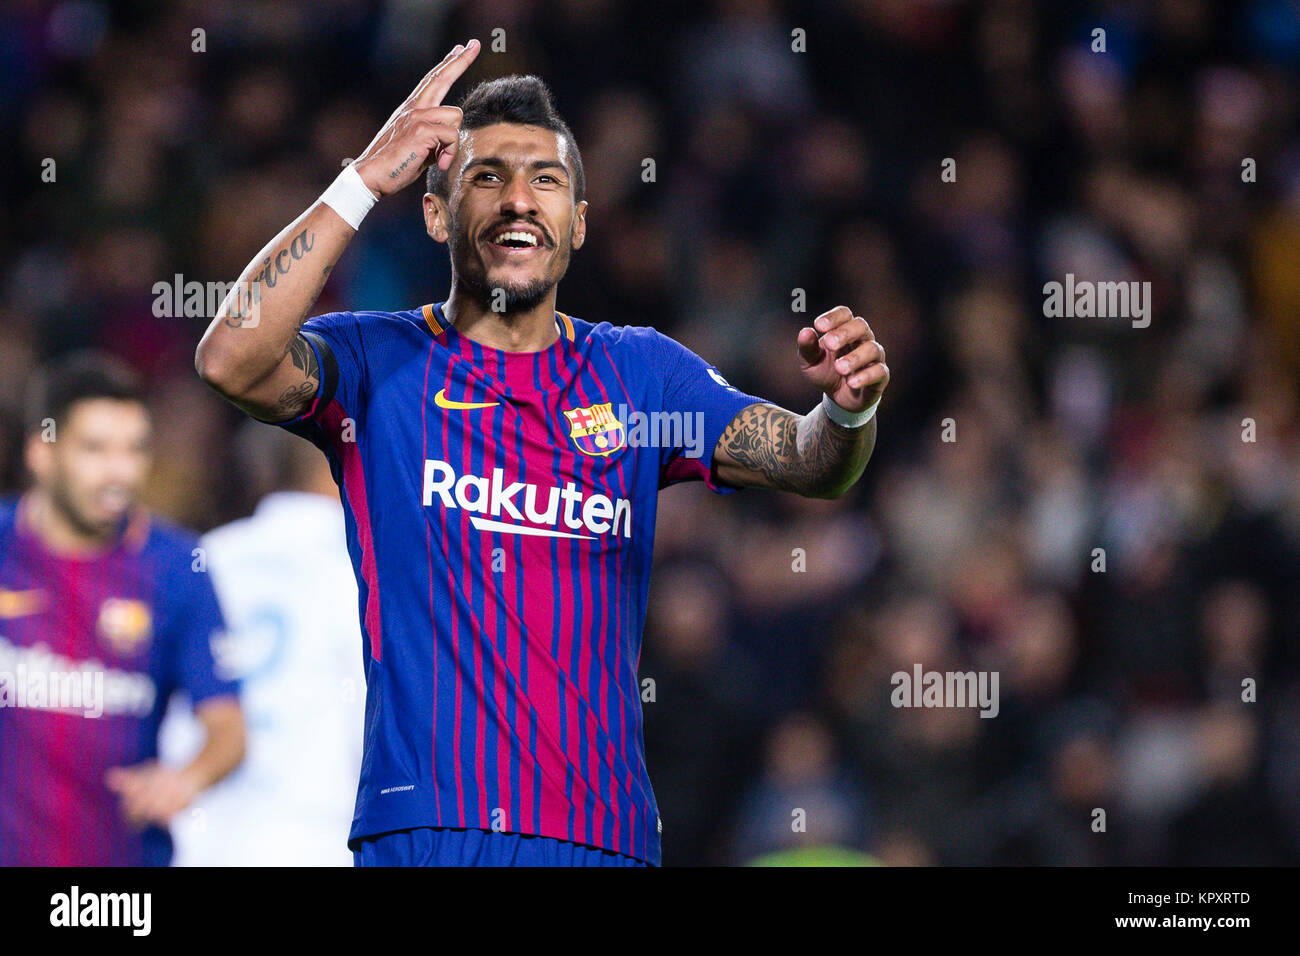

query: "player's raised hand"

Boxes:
[352, 39, 481, 198]
[797, 306, 889, 414]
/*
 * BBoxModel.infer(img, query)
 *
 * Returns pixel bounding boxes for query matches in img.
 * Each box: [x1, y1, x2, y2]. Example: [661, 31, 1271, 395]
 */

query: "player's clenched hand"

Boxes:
[797, 306, 889, 414]
[105, 761, 202, 827]
[352, 39, 481, 199]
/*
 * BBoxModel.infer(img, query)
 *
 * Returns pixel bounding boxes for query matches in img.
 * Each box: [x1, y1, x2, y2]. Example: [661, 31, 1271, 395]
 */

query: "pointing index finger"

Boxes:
[412, 39, 481, 109]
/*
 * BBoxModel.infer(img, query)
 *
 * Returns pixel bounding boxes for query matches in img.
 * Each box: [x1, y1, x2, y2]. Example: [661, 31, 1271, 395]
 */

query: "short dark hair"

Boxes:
[426, 75, 585, 202]
[25, 350, 143, 433]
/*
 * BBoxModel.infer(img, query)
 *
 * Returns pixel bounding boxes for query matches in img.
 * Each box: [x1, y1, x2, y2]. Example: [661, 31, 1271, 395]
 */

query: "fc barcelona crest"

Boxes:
[563, 402, 626, 457]
[97, 598, 153, 657]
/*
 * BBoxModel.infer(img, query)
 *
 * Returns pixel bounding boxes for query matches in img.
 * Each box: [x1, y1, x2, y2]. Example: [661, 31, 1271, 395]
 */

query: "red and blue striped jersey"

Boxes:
[283, 301, 766, 864]
[0, 497, 238, 866]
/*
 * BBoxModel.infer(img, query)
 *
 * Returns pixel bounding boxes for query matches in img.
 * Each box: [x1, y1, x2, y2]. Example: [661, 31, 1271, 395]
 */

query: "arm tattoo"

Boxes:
[223, 228, 317, 328]
[716, 402, 876, 497]
[287, 334, 318, 377]
[265, 334, 322, 419]
[271, 380, 318, 417]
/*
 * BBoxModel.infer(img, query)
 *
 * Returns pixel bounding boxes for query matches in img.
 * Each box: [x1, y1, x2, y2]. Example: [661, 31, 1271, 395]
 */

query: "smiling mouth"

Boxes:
[485, 226, 546, 255]
[91, 486, 132, 516]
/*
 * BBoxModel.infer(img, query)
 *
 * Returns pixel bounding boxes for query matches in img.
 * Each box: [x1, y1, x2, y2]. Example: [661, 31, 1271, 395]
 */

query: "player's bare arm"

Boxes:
[194, 39, 481, 421]
[713, 306, 888, 498]
[104, 697, 245, 826]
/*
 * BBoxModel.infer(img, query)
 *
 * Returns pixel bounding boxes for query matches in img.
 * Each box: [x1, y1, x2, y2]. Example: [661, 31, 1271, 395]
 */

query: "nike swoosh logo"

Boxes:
[434, 389, 499, 411]
[0, 588, 47, 619]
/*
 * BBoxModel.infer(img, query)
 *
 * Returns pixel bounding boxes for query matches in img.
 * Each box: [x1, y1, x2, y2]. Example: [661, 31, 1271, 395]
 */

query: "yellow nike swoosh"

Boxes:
[0, 588, 47, 619]
[434, 389, 499, 411]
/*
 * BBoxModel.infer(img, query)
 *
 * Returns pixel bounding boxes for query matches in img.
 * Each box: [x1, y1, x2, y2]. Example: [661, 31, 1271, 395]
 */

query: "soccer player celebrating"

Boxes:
[196, 39, 888, 866]
[0, 353, 245, 866]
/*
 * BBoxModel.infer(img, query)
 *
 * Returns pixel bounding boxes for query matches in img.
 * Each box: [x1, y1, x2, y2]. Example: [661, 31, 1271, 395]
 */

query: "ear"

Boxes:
[571, 200, 588, 251]
[424, 192, 452, 244]
[24, 431, 52, 482]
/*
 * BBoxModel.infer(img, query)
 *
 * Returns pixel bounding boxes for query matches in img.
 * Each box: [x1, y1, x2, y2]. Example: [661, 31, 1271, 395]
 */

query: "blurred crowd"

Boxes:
[4, 0, 1300, 865]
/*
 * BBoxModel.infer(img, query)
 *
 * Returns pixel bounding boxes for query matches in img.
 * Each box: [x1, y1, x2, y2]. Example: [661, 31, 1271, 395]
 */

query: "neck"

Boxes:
[23, 488, 120, 557]
[444, 282, 560, 352]
[291, 471, 340, 500]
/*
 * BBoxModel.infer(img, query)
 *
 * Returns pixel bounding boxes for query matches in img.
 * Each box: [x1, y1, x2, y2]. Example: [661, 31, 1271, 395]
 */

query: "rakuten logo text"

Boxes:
[422, 459, 632, 540]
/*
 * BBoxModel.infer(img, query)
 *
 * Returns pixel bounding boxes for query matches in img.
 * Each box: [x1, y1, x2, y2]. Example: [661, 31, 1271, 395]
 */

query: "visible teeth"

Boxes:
[493, 230, 538, 246]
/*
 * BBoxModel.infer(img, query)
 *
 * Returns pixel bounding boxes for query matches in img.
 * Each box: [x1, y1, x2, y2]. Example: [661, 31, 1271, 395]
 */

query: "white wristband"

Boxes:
[320, 163, 377, 230]
[821, 392, 879, 428]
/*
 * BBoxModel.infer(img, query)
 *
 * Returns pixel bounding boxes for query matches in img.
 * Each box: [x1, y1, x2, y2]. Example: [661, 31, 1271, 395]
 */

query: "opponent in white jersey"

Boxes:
[161, 427, 364, 865]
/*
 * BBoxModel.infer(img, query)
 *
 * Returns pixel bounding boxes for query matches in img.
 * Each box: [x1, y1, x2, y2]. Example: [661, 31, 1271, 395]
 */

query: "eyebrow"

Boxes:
[462, 157, 569, 177]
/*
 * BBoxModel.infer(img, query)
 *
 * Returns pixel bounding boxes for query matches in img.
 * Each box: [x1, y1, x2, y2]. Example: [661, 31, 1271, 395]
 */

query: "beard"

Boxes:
[448, 215, 566, 315]
[48, 477, 123, 540]
[457, 268, 555, 314]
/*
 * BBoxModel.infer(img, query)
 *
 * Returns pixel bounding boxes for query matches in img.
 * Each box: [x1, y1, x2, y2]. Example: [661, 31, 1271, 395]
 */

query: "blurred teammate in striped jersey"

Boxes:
[0, 353, 244, 866]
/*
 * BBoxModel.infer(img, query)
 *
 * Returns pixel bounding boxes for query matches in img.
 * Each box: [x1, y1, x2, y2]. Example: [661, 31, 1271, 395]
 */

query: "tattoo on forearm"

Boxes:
[717, 402, 875, 497]
[223, 228, 317, 327]
[257, 229, 315, 289]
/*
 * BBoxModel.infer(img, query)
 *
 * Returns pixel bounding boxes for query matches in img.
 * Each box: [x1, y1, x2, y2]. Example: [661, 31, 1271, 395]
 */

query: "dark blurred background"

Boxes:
[4, 0, 1300, 865]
